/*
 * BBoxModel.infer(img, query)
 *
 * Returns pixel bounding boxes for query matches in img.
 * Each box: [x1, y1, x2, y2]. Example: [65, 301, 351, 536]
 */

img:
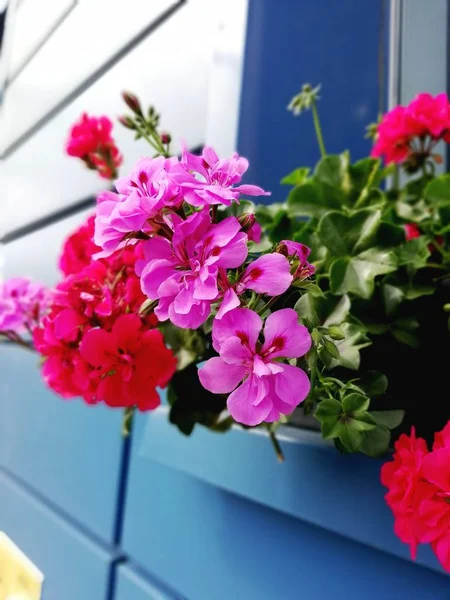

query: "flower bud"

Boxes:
[161, 132, 171, 144]
[327, 325, 345, 341]
[122, 91, 143, 116]
[237, 212, 256, 233]
[118, 115, 135, 130]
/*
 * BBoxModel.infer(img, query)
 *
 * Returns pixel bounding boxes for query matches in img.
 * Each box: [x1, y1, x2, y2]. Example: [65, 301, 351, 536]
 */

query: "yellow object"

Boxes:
[0, 533, 43, 600]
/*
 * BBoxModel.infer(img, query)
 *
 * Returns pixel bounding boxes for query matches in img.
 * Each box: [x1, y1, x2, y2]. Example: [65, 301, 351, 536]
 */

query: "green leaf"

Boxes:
[370, 410, 405, 430]
[328, 322, 372, 371]
[425, 174, 450, 203]
[339, 424, 363, 452]
[287, 180, 344, 219]
[356, 371, 388, 397]
[291, 282, 324, 296]
[320, 417, 342, 439]
[404, 285, 435, 300]
[323, 295, 351, 326]
[281, 166, 310, 186]
[396, 237, 431, 269]
[329, 248, 397, 299]
[314, 152, 351, 193]
[359, 426, 391, 457]
[317, 209, 382, 256]
[393, 316, 419, 332]
[295, 293, 350, 327]
[342, 393, 370, 413]
[375, 222, 406, 247]
[348, 157, 383, 195]
[391, 328, 421, 349]
[382, 283, 405, 315]
[268, 209, 293, 243]
[315, 398, 342, 419]
[396, 199, 431, 222]
[347, 413, 377, 431]
[168, 363, 227, 436]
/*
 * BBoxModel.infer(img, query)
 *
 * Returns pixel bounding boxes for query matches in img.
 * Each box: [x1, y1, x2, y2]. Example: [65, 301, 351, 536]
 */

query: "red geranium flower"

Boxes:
[66, 113, 122, 179]
[80, 314, 176, 410]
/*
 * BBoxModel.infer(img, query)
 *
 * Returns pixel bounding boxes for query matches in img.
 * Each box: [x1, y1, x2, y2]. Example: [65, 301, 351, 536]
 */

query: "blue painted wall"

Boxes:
[238, 0, 385, 200]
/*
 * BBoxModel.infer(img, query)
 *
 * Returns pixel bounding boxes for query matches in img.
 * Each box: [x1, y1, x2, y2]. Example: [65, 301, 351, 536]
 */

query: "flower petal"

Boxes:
[273, 364, 310, 410]
[80, 328, 113, 367]
[227, 376, 272, 426]
[219, 336, 254, 365]
[216, 287, 241, 319]
[241, 253, 293, 295]
[261, 308, 311, 359]
[198, 357, 246, 393]
[212, 307, 262, 353]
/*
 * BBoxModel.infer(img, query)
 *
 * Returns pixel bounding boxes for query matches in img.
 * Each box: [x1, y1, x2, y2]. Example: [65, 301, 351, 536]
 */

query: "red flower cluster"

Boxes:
[372, 93, 450, 171]
[59, 215, 100, 275]
[35, 217, 176, 410]
[381, 424, 450, 572]
[66, 113, 123, 179]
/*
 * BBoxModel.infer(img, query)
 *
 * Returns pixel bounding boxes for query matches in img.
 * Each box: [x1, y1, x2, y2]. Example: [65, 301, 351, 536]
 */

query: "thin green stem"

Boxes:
[258, 295, 280, 315]
[311, 99, 326, 158]
[122, 406, 135, 438]
[392, 165, 400, 191]
[3, 332, 35, 352]
[266, 425, 285, 463]
[354, 160, 380, 209]
[134, 122, 168, 157]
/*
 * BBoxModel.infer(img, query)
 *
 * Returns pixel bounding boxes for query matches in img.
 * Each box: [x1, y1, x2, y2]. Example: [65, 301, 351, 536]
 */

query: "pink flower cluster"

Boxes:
[372, 93, 450, 167]
[66, 113, 122, 179]
[381, 424, 450, 572]
[199, 308, 311, 425]
[92, 143, 315, 425]
[35, 217, 176, 410]
[0, 277, 52, 337]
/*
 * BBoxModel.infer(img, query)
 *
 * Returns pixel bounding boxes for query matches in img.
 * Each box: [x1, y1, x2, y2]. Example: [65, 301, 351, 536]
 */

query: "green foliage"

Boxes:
[276, 150, 450, 457]
[168, 363, 230, 436]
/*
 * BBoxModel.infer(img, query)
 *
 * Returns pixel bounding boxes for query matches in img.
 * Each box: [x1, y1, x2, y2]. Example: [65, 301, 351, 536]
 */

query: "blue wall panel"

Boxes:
[0, 472, 115, 600]
[0, 212, 125, 544]
[238, 0, 384, 199]
[120, 412, 450, 600]
[115, 564, 182, 600]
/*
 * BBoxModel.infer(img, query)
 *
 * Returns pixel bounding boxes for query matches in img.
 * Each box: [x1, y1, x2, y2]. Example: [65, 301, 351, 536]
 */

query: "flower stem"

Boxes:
[354, 160, 380, 208]
[311, 99, 326, 158]
[267, 426, 285, 463]
[3, 332, 35, 352]
[134, 122, 168, 157]
[122, 406, 135, 438]
[392, 165, 400, 191]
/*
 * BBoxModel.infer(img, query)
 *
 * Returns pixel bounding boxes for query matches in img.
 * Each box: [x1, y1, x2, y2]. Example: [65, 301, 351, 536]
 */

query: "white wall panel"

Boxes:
[1, 0, 248, 236]
[2, 0, 175, 149]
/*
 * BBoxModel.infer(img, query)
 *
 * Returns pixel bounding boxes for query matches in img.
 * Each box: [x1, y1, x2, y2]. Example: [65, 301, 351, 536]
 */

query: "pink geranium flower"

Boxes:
[199, 307, 311, 426]
[0, 277, 52, 335]
[139, 210, 248, 328]
[276, 239, 316, 281]
[94, 156, 183, 257]
[217, 253, 293, 318]
[174, 146, 270, 207]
